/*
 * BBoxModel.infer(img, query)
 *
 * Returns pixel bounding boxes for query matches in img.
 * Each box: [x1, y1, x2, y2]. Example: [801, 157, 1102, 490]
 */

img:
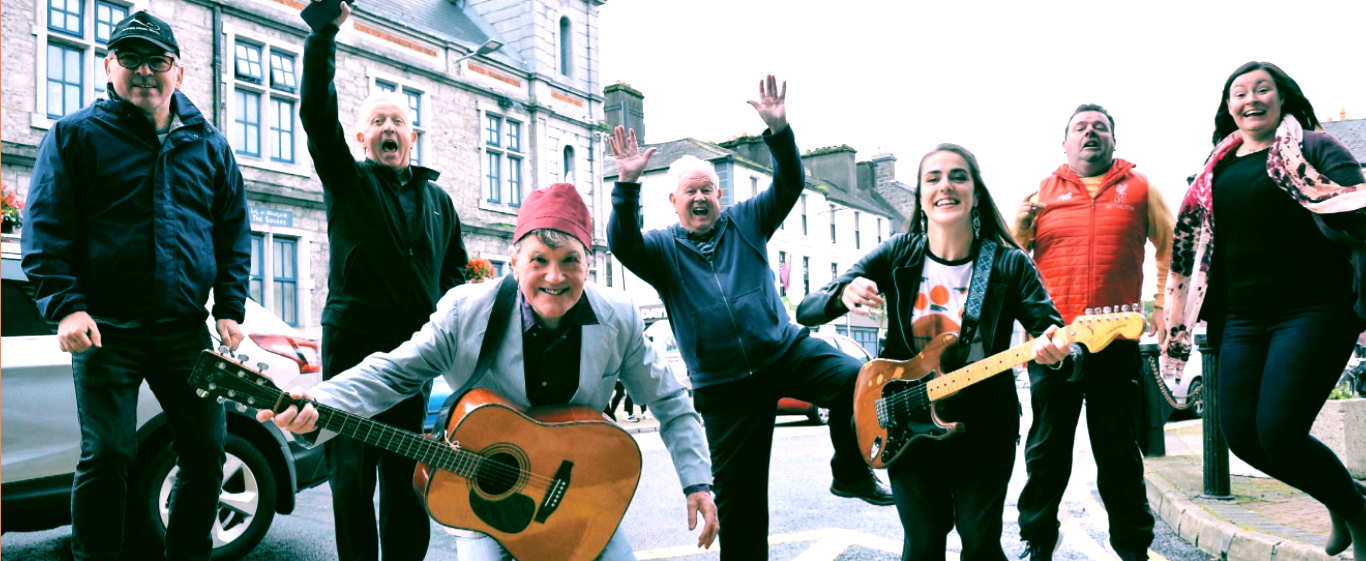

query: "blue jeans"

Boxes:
[70, 320, 224, 561]
[450, 526, 636, 561]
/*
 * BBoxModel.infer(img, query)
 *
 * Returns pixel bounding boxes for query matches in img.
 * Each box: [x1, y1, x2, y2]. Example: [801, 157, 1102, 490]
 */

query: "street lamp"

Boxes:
[454, 39, 503, 66]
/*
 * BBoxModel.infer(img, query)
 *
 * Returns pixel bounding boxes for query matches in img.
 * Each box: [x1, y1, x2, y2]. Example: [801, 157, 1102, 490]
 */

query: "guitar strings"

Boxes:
[241, 383, 561, 490]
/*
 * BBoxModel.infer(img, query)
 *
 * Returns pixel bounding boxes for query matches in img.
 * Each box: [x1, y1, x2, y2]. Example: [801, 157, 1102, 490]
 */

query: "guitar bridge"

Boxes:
[534, 460, 572, 524]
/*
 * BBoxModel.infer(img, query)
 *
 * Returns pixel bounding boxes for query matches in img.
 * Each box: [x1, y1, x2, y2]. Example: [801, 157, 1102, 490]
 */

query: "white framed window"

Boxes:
[31, 0, 141, 127]
[369, 73, 427, 168]
[480, 106, 526, 213]
[225, 29, 302, 173]
[877, 217, 884, 244]
[247, 225, 313, 329]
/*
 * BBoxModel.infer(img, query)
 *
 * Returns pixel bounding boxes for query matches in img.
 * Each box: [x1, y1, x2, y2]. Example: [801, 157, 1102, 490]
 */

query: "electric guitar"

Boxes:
[189, 351, 642, 561]
[854, 310, 1146, 469]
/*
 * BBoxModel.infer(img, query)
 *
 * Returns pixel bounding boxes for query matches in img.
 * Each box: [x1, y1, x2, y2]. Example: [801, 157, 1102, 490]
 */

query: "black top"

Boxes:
[1212, 149, 1353, 311]
[521, 294, 599, 407]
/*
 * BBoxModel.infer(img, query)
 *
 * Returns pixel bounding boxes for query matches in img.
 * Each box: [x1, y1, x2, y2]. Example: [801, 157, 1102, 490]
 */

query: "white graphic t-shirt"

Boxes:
[911, 253, 985, 363]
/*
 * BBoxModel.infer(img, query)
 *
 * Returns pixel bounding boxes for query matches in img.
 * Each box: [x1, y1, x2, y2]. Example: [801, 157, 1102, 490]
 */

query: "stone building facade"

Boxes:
[2, 0, 607, 338]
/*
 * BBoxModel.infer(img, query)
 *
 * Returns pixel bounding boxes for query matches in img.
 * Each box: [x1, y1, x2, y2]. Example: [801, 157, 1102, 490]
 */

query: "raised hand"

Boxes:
[840, 277, 884, 316]
[746, 75, 787, 133]
[1016, 190, 1043, 230]
[610, 125, 657, 184]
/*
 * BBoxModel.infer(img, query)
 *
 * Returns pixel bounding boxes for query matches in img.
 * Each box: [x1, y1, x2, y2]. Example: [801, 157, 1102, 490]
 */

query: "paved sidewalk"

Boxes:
[1146, 419, 1359, 561]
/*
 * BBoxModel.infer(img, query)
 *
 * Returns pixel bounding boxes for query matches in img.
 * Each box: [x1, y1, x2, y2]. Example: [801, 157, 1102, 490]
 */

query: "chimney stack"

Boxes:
[1343, 107, 1348, 122]
[604, 83, 646, 149]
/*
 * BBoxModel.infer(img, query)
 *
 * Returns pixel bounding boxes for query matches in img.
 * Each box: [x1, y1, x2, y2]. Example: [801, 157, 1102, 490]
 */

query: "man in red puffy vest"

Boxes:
[1013, 104, 1175, 561]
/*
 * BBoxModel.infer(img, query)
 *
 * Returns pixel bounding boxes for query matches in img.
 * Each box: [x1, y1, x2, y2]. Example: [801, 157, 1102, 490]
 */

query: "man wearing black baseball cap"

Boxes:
[23, 8, 250, 561]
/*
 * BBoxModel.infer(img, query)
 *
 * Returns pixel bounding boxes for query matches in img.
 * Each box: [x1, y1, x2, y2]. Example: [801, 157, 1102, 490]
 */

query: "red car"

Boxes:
[777, 333, 874, 425]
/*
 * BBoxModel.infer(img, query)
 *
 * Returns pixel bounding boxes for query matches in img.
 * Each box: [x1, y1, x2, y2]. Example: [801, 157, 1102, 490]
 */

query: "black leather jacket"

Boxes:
[797, 233, 1063, 439]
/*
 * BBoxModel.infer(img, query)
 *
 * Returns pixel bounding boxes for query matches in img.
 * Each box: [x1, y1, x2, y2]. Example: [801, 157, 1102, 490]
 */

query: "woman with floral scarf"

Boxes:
[1161, 61, 1366, 558]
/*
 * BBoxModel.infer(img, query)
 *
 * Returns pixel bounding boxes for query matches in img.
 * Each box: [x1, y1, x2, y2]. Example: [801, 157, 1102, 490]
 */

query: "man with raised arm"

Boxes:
[606, 76, 893, 561]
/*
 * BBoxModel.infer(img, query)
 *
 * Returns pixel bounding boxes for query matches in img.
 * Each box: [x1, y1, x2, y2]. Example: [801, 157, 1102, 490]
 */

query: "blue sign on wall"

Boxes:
[249, 206, 293, 228]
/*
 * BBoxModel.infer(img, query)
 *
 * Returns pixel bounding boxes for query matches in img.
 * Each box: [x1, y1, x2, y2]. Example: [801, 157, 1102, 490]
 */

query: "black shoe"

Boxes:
[1113, 549, 1149, 561]
[1021, 533, 1061, 560]
[829, 476, 894, 506]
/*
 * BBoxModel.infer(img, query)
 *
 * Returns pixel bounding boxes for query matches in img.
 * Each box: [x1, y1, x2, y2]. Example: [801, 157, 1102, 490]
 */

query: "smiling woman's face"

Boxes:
[918, 151, 977, 231]
[355, 100, 416, 170]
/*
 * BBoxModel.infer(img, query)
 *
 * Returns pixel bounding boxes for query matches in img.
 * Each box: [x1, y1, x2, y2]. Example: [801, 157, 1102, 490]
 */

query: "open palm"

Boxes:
[610, 125, 656, 184]
[746, 75, 787, 133]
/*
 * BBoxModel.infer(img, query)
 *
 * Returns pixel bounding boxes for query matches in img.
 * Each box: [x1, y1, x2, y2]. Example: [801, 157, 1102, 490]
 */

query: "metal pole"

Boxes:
[1138, 342, 1166, 457]
[1198, 333, 1233, 499]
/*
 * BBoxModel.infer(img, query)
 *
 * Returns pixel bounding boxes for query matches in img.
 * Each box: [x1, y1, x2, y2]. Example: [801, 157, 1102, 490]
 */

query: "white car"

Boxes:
[0, 235, 327, 560]
[1142, 334, 1204, 419]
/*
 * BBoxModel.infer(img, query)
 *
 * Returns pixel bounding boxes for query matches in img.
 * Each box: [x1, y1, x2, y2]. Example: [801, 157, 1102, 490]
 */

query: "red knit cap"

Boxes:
[514, 183, 592, 251]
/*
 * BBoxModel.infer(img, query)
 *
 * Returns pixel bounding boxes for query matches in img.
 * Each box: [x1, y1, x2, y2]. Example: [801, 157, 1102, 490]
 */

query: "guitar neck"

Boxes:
[925, 328, 1082, 402]
[310, 401, 479, 478]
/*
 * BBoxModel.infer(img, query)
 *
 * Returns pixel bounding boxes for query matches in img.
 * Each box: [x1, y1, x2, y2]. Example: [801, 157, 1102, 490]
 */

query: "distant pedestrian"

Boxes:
[1162, 61, 1366, 559]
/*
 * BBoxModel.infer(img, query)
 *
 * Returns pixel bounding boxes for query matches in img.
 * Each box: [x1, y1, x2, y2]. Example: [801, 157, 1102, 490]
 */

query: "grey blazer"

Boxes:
[309, 277, 712, 490]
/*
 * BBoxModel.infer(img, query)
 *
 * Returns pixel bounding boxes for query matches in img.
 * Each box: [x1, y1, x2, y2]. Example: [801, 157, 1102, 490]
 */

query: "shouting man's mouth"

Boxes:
[691, 206, 709, 216]
[380, 139, 399, 153]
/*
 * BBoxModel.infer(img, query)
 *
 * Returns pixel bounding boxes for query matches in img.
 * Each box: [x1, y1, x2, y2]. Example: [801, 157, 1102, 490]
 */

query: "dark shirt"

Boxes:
[1212, 148, 1354, 311]
[680, 217, 726, 264]
[520, 294, 598, 407]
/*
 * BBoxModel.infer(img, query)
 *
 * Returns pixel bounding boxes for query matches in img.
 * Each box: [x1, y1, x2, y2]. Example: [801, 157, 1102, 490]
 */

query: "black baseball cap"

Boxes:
[107, 11, 179, 56]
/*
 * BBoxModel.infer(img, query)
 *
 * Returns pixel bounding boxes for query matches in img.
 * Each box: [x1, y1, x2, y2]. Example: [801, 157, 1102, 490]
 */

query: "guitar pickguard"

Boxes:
[876, 378, 953, 465]
[467, 449, 536, 533]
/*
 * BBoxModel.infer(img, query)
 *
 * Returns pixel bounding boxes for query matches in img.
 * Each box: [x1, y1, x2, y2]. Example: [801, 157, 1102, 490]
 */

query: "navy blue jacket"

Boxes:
[21, 91, 251, 324]
[302, 25, 467, 334]
[608, 126, 804, 388]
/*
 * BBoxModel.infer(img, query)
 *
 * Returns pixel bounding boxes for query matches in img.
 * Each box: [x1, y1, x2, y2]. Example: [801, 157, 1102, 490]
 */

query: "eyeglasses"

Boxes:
[113, 52, 176, 73]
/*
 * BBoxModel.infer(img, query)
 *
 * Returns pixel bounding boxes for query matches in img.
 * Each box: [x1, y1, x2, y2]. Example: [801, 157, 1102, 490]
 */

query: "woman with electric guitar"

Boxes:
[797, 144, 1072, 561]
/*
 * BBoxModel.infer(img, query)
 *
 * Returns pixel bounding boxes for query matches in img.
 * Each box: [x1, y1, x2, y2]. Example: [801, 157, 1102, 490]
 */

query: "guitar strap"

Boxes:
[958, 239, 997, 349]
[438, 274, 519, 421]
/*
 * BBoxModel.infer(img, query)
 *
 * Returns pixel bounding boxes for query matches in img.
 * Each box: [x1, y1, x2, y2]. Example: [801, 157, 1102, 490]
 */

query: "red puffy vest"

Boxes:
[1032, 160, 1149, 323]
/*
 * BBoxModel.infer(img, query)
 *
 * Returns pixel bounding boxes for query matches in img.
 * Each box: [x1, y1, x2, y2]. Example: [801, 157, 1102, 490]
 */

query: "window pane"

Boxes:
[94, 54, 107, 97]
[234, 90, 261, 156]
[508, 157, 522, 206]
[485, 151, 501, 203]
[269, 51, 297, 91]
[405, 89, 421, 126]
[49, 0, 83, 36]
[376, 80, 396, 93]
[270, 99, 294, 162]
[235, 43, 263, 82]
[485, 114, 500, 146]
[507, 121, 520, 152]
[410, 133, 421, 166]
[47, 44, 83, 118]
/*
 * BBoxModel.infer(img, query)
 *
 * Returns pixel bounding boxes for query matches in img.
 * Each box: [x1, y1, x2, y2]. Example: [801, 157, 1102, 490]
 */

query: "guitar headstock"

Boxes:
[189, 350, 288, 412]
[1064, 305, 1148, 353]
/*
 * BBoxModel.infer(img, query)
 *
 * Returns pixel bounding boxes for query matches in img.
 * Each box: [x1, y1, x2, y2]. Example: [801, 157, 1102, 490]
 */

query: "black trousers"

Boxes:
[888, 431, 1017, 561]
[322, 326, 431, 561]
[691, 334, 872, 561]
[1217, 304, 1366, 517]
[1017, 341, 1154, 552]
[70, 322, 223, 561]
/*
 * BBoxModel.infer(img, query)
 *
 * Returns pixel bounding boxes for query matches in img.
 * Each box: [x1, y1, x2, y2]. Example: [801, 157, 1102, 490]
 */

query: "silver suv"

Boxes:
[1, 235, 329, 560]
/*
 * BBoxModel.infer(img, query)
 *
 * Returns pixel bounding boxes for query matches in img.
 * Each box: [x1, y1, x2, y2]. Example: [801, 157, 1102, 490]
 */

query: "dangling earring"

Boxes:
[971, 208, 981, 238]
[919, 210, 928, 232]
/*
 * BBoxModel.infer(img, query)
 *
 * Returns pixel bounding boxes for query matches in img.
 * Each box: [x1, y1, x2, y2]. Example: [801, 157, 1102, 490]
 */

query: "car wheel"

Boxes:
[130, 434, 277, 561]
[1188, 379, 1204, 420]
[809, 407, 830, 426]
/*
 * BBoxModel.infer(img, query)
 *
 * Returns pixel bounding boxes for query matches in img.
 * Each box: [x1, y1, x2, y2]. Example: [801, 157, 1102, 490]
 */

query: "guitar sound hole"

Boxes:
[474, 452, 521, 496]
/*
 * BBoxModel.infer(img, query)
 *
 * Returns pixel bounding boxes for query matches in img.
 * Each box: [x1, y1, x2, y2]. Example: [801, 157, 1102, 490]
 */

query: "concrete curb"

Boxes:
[1144, 472, 1353, 561]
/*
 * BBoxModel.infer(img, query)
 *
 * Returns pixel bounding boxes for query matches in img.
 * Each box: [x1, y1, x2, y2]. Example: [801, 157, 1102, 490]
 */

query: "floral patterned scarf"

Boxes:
[1160, 116, 1366, 377]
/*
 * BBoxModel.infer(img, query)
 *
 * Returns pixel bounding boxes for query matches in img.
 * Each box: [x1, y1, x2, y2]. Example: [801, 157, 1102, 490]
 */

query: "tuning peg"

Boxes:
[215, 396, 227, 404]
[1084, 308, 1094, 315]
[1105, 306, 1114, 314]
[196, 389, 209, 398]
[257, 363, 269, 372]
[1121, 304, 1130, 312]
[235, 403, 248, 412]
[218, 345, 231, 355]
[237, 355, 249, 363]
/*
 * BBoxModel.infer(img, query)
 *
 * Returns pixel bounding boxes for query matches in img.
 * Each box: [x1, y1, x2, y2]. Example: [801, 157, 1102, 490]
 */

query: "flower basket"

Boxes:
[466, 256, 495, 284]
[1, 184, 23, 233]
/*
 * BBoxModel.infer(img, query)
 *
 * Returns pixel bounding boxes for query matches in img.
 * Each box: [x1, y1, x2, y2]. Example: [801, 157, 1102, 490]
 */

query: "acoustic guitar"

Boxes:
[854, 310, 1146, 469]
[189, 351, 642, 561]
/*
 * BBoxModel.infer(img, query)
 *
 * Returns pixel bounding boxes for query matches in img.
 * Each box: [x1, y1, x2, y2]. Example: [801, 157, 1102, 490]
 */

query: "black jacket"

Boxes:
[22, 90, 250, 324]
[302, 25, 466, 334]
[797, 234, 1063, 439]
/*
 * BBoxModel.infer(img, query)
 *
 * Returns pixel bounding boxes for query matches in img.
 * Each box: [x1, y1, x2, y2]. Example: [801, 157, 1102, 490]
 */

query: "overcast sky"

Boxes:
[598, 0, 1366, 211]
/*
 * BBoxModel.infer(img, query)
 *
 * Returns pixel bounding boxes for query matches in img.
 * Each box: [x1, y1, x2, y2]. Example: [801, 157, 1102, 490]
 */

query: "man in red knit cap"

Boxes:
[261, 183, 718, 561]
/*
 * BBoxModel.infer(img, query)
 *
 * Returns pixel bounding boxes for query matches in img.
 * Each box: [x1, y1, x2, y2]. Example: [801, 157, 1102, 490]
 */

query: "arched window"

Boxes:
[563, 145, 576, 184]
[559, 17, 572, 77]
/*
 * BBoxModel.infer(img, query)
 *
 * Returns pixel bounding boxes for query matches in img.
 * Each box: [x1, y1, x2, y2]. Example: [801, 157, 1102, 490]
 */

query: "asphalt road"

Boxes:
[2, 390, 1214, 560]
